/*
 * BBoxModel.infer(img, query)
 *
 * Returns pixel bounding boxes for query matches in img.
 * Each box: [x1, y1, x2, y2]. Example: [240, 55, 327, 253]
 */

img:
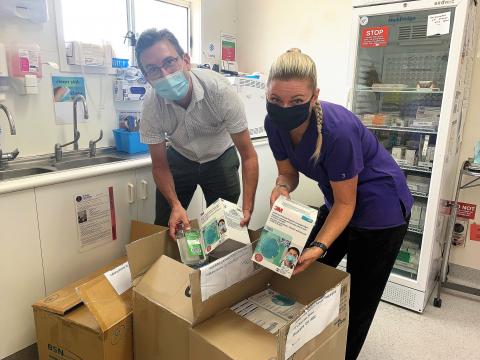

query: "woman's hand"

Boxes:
[293, 247, 324, 275]
[270, 185, 290, 207]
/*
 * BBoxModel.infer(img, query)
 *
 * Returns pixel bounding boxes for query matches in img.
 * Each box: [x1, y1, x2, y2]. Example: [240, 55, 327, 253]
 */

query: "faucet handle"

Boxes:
[89, 130, 103, 157]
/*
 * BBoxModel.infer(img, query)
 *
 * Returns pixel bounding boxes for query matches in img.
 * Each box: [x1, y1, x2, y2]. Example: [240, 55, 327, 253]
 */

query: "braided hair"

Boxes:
[267, 48, 323, 162]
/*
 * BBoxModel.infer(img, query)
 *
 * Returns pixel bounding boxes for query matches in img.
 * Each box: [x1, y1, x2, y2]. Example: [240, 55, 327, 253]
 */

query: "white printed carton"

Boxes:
[252, 196, 318, 278]
[200, 198, 251, 255]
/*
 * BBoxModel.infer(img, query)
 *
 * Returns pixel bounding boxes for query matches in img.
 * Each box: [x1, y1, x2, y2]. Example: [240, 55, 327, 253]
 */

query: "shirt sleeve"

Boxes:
[139, 88, 166, 144]
[265, 117, 288, 161]
[215, 80, 249, 134]
[323, 122, 364, 182]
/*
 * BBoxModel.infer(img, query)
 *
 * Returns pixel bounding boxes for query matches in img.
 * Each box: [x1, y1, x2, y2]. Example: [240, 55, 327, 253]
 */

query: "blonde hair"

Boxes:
[267, 48, 323, 161]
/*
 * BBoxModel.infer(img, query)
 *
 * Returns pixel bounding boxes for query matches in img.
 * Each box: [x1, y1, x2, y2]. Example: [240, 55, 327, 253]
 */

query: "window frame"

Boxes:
[54, 0, 192, 74]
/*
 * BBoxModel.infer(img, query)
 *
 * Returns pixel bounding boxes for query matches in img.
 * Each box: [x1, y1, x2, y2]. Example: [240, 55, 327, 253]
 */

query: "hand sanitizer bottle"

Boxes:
[176, 223, 206, 268]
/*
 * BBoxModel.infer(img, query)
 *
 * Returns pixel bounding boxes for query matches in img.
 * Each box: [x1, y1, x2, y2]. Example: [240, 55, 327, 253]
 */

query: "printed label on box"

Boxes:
[251, 196, 318, 278]
[285, 284, 341, 359]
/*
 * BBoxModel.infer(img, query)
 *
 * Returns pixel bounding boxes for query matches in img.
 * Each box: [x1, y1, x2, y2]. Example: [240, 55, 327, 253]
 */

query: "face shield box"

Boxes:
[252, 196, 318, 278]
[200, 198, 251, 256]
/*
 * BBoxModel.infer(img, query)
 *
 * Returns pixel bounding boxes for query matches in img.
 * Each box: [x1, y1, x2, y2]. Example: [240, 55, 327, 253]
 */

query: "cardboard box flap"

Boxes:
[189, 268, 271, 325]
[76, 271, 133, 332]
[126, 230, 179, 280]
[130, 220, 168, 242]
[33, 257, 127, 315]
[136, 255, 196, 324]
[62, 303, 102, 333]
[190, 309, 277, 360]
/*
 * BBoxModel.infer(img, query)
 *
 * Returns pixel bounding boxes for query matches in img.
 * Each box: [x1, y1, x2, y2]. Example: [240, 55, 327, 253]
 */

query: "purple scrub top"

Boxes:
[265, 101, 413, 229]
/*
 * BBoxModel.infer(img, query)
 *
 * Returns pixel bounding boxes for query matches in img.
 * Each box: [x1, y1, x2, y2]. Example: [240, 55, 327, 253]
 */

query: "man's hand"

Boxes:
[270, 185, 290, 208]
[240, 209, 252, 227]
[168, 204, 190, 239]
[293, 247, 324, 275]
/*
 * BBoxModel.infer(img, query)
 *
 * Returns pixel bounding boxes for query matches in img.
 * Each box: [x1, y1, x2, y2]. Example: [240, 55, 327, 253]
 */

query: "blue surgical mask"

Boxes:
[286, 254, 297, 263]
[151, 70, 189, 101]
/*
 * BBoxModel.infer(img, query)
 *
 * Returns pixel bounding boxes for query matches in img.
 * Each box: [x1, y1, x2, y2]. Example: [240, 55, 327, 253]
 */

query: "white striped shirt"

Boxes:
[140, 68, 248, 163]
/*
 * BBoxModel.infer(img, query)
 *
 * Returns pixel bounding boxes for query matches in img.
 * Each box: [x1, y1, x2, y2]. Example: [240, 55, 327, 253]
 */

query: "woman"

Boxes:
[265, 49, 413, 360]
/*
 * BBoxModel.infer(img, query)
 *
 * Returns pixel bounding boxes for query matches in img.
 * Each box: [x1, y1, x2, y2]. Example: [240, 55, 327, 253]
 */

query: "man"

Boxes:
[136, 28, 259, 239]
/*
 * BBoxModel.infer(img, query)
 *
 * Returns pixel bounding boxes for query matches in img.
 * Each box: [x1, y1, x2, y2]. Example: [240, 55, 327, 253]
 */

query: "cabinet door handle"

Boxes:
[140, 180, 148, 200]
[128, 183, 135, 204]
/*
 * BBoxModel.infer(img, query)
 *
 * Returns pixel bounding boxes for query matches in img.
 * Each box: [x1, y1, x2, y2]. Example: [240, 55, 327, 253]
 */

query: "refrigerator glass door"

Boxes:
[352, 8, 455, 280]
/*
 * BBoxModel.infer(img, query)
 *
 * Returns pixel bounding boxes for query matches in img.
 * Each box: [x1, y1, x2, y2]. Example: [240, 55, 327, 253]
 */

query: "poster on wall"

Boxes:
[452, 218, 468, 247]
[74, 186, 117, 252]
[51, 75, 87, 125]
[221, 33, 236, 62]
[470, 223, 480, 242]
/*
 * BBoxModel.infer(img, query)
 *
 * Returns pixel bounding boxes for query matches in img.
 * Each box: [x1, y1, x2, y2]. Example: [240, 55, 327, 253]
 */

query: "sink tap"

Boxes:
[72, 95, 88, 151]
[0, 104, 16, 135]
[0, 104, 19, 168]
[54, 130, 80, 162]
[89, 130, 103, 157]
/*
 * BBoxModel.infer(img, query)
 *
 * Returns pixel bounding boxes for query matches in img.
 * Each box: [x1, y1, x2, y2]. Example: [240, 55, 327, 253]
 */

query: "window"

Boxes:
[60, 0, 129, 59]
[56, 0, 191, 71]
[135, 0, 190, 54]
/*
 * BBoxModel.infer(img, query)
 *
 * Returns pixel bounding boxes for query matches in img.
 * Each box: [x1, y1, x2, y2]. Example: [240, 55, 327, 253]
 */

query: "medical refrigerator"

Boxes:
[344, 0, 478, 312]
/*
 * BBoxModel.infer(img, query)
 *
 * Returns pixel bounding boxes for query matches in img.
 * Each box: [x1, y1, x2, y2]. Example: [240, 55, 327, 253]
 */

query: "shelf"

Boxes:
[356, 88, 443, 94]
[408, 226, 424, 235]
[399, 164, 432, 174]
[366, 125, 437, 134]
[393, 262, 419, 276]
[410, 190, 429, 199]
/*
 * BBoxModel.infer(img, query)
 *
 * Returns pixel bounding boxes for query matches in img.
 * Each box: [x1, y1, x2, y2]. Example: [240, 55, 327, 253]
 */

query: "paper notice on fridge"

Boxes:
[200, 244, 257, 301]
[75, 187, 117, 251]
[104, 262, 132, 295]
[285, 285, 341, 359]
[427, 12, 451, 37]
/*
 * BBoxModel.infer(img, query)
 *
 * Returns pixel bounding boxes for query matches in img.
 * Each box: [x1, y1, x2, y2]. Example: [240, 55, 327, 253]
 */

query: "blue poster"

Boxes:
[52, 75, 86, 102]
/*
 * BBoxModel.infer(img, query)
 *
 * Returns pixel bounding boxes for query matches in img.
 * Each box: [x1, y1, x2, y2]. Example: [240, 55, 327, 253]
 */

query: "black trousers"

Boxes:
[155, 146, 241, 226]
[306, 205, 409, 360]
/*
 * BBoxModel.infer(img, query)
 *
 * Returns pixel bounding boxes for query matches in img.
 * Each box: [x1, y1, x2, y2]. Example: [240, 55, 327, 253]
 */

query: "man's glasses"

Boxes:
[145, 56, 180, 78]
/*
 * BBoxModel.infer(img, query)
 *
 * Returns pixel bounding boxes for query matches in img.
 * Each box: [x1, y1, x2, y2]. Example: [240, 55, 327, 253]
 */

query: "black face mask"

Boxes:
[266, 100, 312, 131]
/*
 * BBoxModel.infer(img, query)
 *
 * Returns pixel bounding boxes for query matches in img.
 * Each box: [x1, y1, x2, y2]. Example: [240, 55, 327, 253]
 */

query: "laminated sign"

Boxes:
[361, 26, 389, 48]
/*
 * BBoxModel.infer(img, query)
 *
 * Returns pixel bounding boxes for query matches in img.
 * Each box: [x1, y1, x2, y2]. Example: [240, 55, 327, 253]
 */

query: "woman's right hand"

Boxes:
[270, 185, 290, 207]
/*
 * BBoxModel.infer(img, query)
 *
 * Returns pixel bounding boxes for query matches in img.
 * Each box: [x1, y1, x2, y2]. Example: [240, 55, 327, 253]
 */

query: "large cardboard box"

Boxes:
[127, 228, 350, 360]
[32, 221, 168, 360]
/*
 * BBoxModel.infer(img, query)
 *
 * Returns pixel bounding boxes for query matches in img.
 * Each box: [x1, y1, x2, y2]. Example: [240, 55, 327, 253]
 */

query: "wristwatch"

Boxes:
[309, 241, 328, 258]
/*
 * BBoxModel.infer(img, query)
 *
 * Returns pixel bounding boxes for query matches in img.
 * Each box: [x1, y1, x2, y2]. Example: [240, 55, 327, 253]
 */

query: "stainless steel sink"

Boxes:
[0, 167, 55, 181]
[54, 156, 125, 170]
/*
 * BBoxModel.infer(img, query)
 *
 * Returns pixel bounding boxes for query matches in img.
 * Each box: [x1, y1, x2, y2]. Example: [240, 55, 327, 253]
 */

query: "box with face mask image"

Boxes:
[252, 196, 318, 278]
[200, 198, 251, 256]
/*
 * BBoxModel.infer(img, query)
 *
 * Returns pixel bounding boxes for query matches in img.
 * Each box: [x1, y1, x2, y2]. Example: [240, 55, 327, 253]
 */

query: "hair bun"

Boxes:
[287, 48, 302, 53]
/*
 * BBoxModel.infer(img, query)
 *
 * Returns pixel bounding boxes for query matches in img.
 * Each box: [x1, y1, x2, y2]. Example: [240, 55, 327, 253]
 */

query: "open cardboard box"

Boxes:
[127, 226, 350, 360]
[32, 221, 168, 360]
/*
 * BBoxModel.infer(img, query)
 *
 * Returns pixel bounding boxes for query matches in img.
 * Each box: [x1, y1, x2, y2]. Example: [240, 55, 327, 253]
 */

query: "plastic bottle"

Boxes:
[8, 43, 42, 78]
[176, 223, 206, 268]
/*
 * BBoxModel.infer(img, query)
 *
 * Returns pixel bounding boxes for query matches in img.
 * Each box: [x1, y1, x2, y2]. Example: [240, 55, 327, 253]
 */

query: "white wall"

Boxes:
[237, 0, 352, 105]
[0, 0, 117, 157]
[236, 1, 480, 270]
[200, 0, 238, 65]
[449, 16, 480, 269]
[0, 0, 238, 158]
